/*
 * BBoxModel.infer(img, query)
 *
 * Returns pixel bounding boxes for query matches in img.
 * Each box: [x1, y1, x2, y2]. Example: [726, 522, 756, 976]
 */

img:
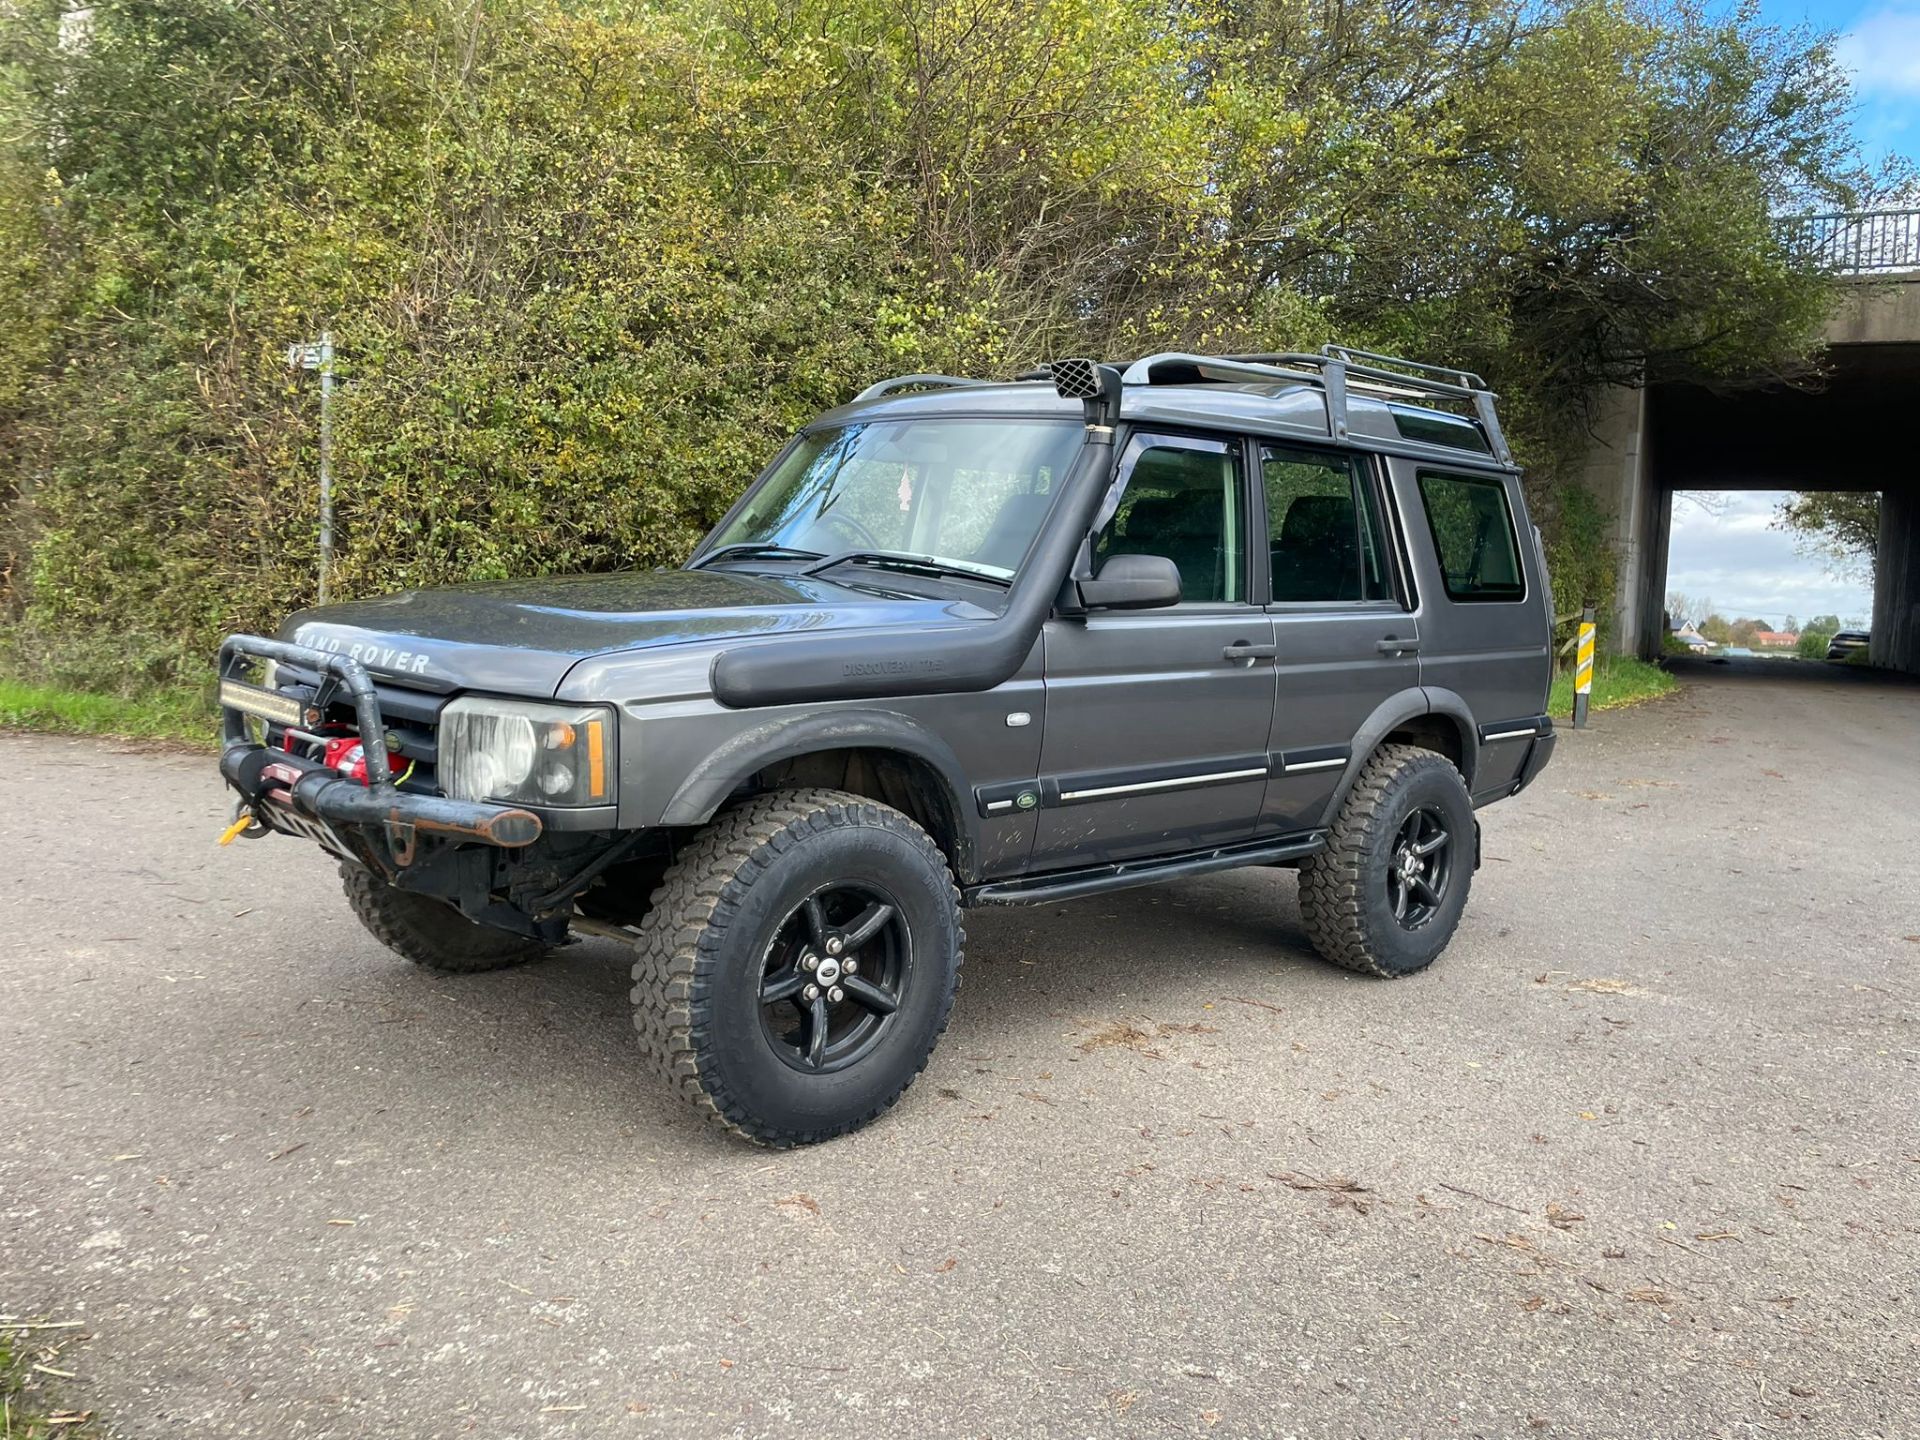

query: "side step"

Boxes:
[964, 833, 1326, 907]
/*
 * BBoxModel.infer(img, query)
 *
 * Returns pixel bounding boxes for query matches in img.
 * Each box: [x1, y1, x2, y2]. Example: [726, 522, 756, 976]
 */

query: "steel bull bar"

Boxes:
[217, 635, 543, 854]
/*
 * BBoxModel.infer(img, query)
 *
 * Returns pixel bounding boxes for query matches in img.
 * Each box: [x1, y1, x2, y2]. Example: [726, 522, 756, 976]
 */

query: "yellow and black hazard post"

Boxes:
[1572, 604, 1596, 729]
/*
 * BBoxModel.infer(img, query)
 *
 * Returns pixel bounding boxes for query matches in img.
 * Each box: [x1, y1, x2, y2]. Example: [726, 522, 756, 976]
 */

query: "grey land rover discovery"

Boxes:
[218, 347, 1557, 1145]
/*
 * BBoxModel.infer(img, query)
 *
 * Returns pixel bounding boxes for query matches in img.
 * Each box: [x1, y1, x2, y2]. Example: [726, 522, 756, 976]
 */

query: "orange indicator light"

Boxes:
[586, 719, 607, 800]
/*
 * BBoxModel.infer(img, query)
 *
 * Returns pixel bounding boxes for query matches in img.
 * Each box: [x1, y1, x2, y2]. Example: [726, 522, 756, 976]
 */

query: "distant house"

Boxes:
[1752, 630, 1799, 648]
[1669, 619, 1711, 652]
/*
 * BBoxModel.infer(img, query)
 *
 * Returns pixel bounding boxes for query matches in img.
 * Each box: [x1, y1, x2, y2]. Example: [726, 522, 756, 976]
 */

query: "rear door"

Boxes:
[1259, 441, 1422, 832]
[1033, 431, 1277, 866]
[1391, 462, 1552, 800]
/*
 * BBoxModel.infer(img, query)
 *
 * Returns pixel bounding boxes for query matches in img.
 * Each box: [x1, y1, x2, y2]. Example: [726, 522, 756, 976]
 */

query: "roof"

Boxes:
[809, 380, 1511, 472]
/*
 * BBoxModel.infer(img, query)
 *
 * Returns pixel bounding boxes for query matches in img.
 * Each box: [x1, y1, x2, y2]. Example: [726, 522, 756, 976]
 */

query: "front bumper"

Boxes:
[218, 635, 544, 867]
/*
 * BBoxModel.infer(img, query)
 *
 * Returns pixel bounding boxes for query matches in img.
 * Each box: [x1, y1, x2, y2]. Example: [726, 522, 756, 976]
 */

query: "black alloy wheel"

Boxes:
[757, 883, 912, 1073]
[1385, 805, 1454, 929]
[1298, 743, 1475, 978]
[630, 788, 964, 1146]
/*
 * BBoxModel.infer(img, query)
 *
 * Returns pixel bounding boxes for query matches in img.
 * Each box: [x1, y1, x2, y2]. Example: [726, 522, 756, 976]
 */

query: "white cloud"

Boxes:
[1837, 7, 1920, 97]
[1665, 491, 1874, 626]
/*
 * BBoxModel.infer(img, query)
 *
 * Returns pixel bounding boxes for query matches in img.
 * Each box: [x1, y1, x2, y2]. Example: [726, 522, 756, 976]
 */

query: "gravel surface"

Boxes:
[3, 659, 1916, 1438]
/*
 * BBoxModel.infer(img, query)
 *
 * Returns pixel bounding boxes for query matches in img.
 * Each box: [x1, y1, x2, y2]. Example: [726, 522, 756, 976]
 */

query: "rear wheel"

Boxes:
[340, 864, 552, 973]
[629, 788, 963, 1146]
[1298, 744, 1473, 977]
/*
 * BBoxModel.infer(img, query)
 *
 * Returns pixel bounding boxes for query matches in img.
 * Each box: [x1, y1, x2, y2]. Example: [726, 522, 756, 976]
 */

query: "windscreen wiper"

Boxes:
[688, 543, 825, 569]
[802, 550, 1012, 586]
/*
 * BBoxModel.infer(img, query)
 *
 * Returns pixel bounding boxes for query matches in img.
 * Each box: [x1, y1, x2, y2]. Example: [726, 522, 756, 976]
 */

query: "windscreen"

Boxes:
[712, 419, 1083, 578]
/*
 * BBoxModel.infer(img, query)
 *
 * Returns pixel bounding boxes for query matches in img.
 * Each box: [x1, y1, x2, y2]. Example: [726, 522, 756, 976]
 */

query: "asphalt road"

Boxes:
[4, 659, 1917, 1439]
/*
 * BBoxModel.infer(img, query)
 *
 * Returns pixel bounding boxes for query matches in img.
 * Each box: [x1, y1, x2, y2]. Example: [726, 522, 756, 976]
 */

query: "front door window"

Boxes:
[1095, 439, 1245, 603]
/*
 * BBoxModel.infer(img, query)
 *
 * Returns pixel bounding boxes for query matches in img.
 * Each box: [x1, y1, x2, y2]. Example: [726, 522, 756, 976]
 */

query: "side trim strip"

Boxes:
[1059, 767, 1267, 803]
[1272, 743, 1353, 776]
[1477, 714, 1553, 744]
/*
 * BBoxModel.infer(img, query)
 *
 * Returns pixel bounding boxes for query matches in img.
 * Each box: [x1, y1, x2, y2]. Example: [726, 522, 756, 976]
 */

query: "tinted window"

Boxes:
[1264, 444, 1392, 603]
[1096, 442, 1244, 602]
[1390, 405, 1492, 454]
[1417, 471, 1524, 602]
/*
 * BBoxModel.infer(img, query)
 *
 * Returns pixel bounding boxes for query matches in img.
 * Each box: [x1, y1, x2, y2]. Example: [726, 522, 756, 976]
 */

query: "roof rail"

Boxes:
[852, 374, 991, 402]
[1119, 347, 1511, 465]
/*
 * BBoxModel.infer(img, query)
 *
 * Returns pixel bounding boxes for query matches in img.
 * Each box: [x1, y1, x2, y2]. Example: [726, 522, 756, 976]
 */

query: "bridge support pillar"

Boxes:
[1570, 386, 1662, 657]
[1872, 487, 1920, 675]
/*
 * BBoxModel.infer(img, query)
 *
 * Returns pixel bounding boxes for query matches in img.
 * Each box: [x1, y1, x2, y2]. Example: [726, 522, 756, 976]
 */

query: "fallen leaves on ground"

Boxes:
[1076, 1018, 1221, 1056]
[1272, 1171, 1374, 1214]
[775, 1193, 819, 1216]
[1546, 1202, 1586, 1230]
[1565, 977, 1643, 995]
[1078, 1020, 1155, 1053]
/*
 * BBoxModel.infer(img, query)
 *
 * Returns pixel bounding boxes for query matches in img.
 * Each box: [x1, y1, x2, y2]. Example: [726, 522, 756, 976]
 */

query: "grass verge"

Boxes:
[1548, 655, 1676, 720]
[0, 678, 216, 749]
[1, 1325, 105, 1437]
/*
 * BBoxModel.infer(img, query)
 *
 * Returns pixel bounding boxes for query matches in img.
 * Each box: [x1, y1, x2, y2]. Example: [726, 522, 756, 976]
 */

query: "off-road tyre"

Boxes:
[1298, 744, 1474, 978]
[340, 864, 552, 973]
[630, 788, 964, 1147]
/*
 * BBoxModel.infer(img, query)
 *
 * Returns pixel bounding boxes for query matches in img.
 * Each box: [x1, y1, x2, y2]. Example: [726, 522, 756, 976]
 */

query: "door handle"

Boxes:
[1223, 641, 1278, 665]
[1376, 637, 1419, 656]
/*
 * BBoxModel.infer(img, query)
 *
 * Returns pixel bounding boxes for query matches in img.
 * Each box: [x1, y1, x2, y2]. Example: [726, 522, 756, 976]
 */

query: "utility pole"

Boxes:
[288, 331, 336, 604]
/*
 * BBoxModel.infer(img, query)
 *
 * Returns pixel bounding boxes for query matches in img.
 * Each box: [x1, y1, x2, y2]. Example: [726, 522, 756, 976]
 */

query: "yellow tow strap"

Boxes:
[217, 813, 255, 846]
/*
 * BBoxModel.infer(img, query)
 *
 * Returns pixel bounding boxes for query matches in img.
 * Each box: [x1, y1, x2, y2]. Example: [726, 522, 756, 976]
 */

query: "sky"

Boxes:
[1801, 0, 1920, 165]
[1665, 492, 1874, 628]
[1654, 6, 1903, 629]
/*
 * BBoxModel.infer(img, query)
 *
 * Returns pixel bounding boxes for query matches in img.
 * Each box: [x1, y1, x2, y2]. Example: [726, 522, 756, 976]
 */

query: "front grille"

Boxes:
[265, 660, 448, 794]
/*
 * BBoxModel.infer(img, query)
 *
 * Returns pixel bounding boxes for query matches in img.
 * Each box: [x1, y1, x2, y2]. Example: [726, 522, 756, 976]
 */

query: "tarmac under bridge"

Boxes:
[1575, 210, 1920, 676]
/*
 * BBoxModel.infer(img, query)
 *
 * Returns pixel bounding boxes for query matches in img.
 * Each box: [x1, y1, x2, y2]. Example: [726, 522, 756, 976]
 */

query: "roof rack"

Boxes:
[851, 374, 989, 402]
[858, 345, 1512, 465]
[1120, 346, 1511, 465]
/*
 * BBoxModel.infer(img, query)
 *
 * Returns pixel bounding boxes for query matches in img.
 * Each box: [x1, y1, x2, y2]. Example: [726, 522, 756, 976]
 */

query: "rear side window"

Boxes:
[1417, 471, 1524, 602]
[1263, 444, 1392, 603]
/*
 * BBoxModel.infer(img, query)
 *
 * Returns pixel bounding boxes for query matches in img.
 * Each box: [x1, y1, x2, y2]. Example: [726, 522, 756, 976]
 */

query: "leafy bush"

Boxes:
[0, 0, 1877, 683]
[1797, 628, 1837, 658]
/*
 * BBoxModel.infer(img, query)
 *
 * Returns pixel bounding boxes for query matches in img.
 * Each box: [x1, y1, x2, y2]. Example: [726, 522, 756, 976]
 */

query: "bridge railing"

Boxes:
[1777, 209, 1920, 274]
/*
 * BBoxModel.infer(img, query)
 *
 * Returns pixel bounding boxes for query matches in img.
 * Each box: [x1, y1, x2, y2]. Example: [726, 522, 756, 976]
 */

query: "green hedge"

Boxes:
[0, 0, 1863, 691]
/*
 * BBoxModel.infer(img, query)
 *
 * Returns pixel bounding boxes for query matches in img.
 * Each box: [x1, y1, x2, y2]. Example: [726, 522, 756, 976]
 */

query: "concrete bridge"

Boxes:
[1576, 209, 1920, 675]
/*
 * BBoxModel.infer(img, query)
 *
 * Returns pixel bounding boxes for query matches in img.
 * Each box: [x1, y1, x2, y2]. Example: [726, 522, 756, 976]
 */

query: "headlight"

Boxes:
[439, 697, 615, 807]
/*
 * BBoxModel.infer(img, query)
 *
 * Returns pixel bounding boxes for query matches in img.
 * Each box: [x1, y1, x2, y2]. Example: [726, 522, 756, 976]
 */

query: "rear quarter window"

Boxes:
[1416, 471, 1525, 602]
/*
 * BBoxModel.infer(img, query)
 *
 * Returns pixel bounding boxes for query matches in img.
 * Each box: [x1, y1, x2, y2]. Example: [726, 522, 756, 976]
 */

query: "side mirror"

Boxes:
[1078, 553, 1182, 610]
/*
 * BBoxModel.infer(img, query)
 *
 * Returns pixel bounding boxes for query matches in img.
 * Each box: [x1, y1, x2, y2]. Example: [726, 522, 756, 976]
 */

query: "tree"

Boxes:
[1729, 617, 1764, 647]
[1782, 612, 1799, 633]
[0, 0, 1888, 680]
[1700, 613, 1732, 643]
[1774, 492, 1881, 579]
[1665, 590, 1712, 625]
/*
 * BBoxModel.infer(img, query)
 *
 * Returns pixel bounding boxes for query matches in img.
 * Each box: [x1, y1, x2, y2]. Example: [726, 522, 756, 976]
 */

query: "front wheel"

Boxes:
[1297, 744, 1474, 977]
[341, 864, 553, 973]
[629, 789, 963, 1146]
